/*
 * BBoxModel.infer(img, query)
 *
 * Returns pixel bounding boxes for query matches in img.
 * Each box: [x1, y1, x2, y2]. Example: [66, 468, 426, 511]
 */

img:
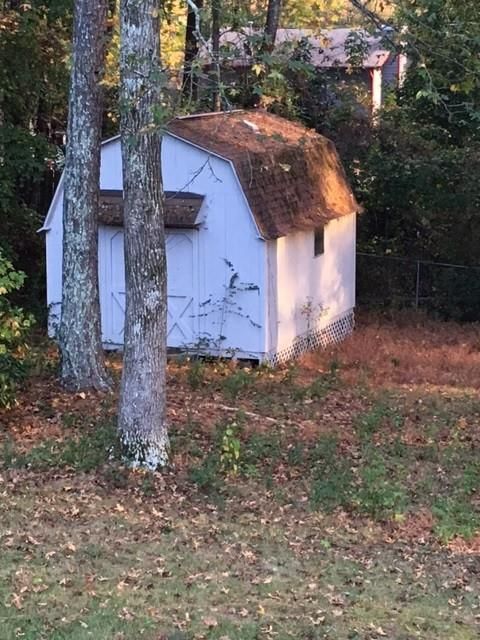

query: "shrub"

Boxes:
[220, 422, 242, 475]
[0, 252, 33, 407]
[188, 421, 243, 490]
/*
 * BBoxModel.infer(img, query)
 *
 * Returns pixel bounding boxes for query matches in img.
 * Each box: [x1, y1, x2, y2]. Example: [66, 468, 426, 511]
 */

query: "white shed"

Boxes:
[43, 110, 360, 363]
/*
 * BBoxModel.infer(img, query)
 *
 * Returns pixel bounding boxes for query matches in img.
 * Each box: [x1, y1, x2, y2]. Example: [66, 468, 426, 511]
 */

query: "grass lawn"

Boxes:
[1, 313, 480, 639]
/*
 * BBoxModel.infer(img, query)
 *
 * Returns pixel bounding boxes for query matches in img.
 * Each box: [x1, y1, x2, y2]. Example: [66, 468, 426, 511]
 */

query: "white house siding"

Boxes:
[45, 134, 265, 357]
[371, 67, 383, 114]
[266, 212, 356, 360]
[382, 55, 397, 88]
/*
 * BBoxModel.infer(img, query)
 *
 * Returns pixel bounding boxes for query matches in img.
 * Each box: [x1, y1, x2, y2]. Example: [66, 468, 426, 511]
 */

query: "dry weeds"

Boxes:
[303, 311, 480, 390]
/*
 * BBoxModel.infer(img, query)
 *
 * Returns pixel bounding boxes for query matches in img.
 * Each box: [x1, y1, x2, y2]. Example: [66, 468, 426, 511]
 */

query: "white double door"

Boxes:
[99, 226, 198, 348]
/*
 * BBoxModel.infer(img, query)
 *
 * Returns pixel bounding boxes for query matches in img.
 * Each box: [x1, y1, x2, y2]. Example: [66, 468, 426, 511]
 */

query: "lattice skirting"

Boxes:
[265, 309, 355, 366]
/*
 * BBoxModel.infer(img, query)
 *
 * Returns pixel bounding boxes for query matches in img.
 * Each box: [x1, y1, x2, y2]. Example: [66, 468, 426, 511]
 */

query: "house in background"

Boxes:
[42, 110, 360, 364]
[305, 28, 408, 113]
[214, 27, 408, 115]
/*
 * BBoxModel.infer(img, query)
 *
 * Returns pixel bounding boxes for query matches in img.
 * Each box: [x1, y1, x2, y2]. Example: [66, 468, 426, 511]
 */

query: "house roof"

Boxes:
[168, 110, 360, 240]
[215, 27, 392, 70]
[99, 190, 204, 228]
[310, 28, 392, 69]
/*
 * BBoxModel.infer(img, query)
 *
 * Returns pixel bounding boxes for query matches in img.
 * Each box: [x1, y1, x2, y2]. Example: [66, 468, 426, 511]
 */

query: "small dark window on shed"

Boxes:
[314, 228, 324, 257]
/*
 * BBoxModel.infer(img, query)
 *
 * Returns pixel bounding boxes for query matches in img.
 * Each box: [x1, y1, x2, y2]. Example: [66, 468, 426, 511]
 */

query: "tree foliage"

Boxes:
[393, 0, 480, 133]
[1, 0, 480, 325]
[0, 1, 71, 311]
[0, 251, 33, 407]
[349, 0, 480, 318]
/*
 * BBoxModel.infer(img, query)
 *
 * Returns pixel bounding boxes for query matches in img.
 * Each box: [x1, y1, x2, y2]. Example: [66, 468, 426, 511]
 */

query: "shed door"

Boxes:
[99, 226, 198, 348]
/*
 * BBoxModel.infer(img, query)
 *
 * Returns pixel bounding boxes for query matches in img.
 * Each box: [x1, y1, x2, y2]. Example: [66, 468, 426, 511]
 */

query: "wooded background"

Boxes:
[1, 0, 479, 320]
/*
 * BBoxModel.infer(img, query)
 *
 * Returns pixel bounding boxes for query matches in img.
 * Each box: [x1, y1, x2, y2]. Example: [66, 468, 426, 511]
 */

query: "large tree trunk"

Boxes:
[182, 0, 203, 102]
[118, 0, 169, 468]
[59, 0, 110, 391]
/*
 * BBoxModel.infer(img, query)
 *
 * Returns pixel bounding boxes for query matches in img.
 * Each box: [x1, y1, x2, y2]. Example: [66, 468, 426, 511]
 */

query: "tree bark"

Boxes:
[251, 0, 283, 107]
[264, 0, 283, 47]
[182, 0, 203, 102]
[59, 0, 110, 391]
[211, 0, 221, 111]
[118, 0, 169, 469]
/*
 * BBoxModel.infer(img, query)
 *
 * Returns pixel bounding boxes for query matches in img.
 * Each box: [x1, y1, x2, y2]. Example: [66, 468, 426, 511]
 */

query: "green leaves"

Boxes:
[0, 251, 33, 408]
[397, 0, 480, 127]
[220, 423, 242, 476]
[352, 0, 480, 319]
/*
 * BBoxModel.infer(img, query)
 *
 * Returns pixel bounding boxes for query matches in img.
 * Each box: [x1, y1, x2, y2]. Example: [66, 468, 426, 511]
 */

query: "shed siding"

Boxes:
[45, 194, 63, 335]
[46, 135, 265, 357]
[267, 212, 356, 354]
[99, 142, 124, 190]
[162, 135, 265, 357]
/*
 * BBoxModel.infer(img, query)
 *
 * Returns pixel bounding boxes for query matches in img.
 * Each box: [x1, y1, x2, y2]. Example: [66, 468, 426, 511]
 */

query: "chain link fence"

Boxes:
[356, 252, 480, 321]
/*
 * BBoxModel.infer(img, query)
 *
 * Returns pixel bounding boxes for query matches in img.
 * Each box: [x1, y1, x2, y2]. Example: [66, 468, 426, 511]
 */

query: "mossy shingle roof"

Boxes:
[168, 110, 360, 240]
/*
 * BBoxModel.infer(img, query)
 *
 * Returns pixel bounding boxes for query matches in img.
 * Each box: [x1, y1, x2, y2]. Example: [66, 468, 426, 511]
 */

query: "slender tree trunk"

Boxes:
[0, 84, 3, 168]
[251, 0, 283, 107]
[182, 0, 203, 102]
[264, 0, 282, 46]
[59, 0, 110, 391]
[118, 0, 169, 468]
[211, 0, 221, 111]
[0, 1, 6, 162]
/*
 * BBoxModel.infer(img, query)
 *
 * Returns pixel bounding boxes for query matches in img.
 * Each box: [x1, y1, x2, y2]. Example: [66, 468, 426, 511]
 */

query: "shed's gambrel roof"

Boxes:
[168, 110, 360, 240]
[41, 111, 360, 239]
